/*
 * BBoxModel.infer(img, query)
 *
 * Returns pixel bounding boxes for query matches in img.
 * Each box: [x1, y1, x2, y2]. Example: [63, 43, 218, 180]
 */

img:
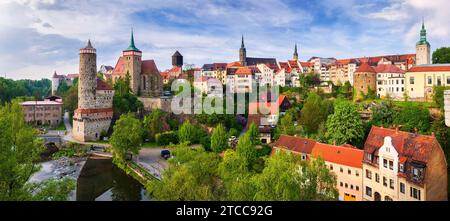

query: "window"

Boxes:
[400, 183, 405, 194]
[356, 171, 359, 177]
[447, 76, 450, 85]
[366, 186, 372, 197]
[410, 77, 415, 84]
[348, 169, 351, 175]
[375, 173, 380, 183]
[366, 170, 372, 179]
[351, 185, 354, 190]
[437, 76, 442, 86]
[383, 177, 387, 187]
[340, 167, 343, 173]
[356, 186, 359, 191]
[366, 153, 372, 161]
[389, 160, 394, 170]
[330, 165, 333, 170]
[345, 183, 348, 188]
[428, 76, 432, 85]
[383, 159, 388, 168]
[410, 187, 421, 200]
[340, 182, 343, 187]
[399, 164, 404, 173]
[390, 179, 394, 189]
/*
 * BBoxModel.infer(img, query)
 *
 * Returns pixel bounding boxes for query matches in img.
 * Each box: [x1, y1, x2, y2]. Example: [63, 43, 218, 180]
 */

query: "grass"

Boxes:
[141, 142, 159, 148]
[54, 121, 66, 131]
[392, 100, 436, 109]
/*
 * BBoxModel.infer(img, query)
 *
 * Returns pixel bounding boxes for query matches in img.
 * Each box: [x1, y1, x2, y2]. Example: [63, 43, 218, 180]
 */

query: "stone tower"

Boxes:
[78, 40, 97, 109]
[293, 43, 299, 61]
[416, 19, 431, 65]
[239, 35, 247, 66]
[73, 40, 114, 142]
[123, 29, 142, 95]
[353, 61, 377, 100]
[172, 51, 183, 67]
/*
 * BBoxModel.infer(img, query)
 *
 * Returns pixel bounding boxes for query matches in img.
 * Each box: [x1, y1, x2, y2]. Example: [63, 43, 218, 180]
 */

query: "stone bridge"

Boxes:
[38, 134, 64, 148]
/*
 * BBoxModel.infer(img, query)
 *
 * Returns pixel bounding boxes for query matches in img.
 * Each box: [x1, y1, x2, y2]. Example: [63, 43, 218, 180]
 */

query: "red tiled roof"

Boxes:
[235, 67, 252, 75]
[364, 126, 438, 164]
[141, 60, 159, 74]
[311, 143, 364, 168]
[96, 79, 113, 90]
[67, 73, 79, 78]
[273, 135, 317, 155]
[356, 62, 376, 73]
[407, 65, 450, 72]
[373, 64, 405, 74]
[300, 62, 312, 67]
[227, 61, 243, 68]
[112, 57, 125, 75]
[288, 60, 299, 69]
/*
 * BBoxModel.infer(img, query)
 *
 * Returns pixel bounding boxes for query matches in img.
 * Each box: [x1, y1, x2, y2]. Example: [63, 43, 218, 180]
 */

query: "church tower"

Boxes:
[172, 51, 183, 67]
[78, 40, 97, 109]
[293, 43, 299, 61]
[416, 19, 431, 65]
[123, 29, 142, 94]
[239, 35, 247, 66]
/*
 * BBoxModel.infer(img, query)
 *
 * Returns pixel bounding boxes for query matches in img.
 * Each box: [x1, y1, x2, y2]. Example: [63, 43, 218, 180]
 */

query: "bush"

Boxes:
[155, 131, 179, 146]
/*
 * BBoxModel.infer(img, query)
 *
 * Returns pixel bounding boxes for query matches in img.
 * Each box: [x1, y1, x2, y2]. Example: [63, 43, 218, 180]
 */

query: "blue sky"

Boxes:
[0, 0, 449, 80]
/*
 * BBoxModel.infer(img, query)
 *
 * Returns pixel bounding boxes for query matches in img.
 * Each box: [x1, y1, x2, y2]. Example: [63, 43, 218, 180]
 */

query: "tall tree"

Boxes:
[433, 86, 450, 110]
[325, 100, 364, 145]
[110, 113, 143, 161]
[236, 133, 257, 169]
[177, 121, 197, 144]
[247, 122, 260, 144]
[278, 112, 296, 136]
[299, 92, 326, 133]
[143, 110, 165, 142]
[210, 124, 228, 153]
[432, 47, 450, 64]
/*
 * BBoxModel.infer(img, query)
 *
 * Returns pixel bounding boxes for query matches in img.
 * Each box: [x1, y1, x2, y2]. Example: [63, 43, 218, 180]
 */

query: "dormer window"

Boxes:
[399, 164, 404, 173]
[366, 153, 373, 162]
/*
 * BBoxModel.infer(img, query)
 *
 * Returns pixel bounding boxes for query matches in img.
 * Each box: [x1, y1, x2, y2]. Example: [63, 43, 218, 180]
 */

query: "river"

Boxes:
[76, 156, 150, 201]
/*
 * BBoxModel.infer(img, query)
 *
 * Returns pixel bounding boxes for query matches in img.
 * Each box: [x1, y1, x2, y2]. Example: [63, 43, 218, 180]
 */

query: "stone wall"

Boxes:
[354, 72, 376, 100]
[445, 90, 450, 127]
[73, 110, 113, 142]
[139, 97, 172, 113]
[78, 52, 97, 109]
[96, 90, 114, 109]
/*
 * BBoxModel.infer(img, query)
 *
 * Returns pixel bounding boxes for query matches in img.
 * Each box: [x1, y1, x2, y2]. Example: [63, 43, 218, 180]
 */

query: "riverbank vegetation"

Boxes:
[0, 101, 75, 201]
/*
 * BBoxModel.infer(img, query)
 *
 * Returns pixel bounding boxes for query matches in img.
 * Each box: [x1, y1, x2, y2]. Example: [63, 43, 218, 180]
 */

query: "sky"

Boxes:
[0, 0, 449, 80]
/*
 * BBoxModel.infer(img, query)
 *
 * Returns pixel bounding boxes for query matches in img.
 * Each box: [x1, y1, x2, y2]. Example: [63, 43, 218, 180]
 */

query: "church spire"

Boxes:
[293, 43, 299, 60]
[125, 28, 140, 52]
[417, 18, 429, 46]
[241, 34, 245, 48]
[239, 34, 246, 66]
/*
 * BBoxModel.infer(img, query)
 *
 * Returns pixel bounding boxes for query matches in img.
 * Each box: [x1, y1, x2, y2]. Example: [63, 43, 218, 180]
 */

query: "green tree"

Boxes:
[0, 101, 74, 200]
[326, 100, 364, 145]
[147, 145, 222, 200]
[278, 112, 296, 136]
[431, 118, 450, 163]
[299, 157, 339, 200]
[393, 104, 430, 133]
[432, 47, 450, 64]
[299, 92, 326, 133]
[113, 73, 143, 115]
[110, 113, 143, 161]
[371, 101, 396, 127]
[25, 178, 76, 201]
[177, 121, 197, 144]
[247, 122, 260, 144]
[218, 149, 256, 201]
[433, 86, 450, 110]
[236, 133, 257, 169]
[211, 124, 228, 153]
[143, 110, 165, 142]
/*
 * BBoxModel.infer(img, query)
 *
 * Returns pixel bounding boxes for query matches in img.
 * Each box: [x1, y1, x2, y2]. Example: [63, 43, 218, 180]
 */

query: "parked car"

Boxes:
[161, 149, 171, 160]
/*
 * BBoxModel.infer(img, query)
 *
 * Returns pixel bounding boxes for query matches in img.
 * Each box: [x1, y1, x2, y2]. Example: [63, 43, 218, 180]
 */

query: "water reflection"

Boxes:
[76, 156, 150, 201]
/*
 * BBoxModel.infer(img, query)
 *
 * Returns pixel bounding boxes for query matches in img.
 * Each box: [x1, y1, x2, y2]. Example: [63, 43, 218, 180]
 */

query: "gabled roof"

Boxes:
[227, 61, 243, 68]
[246, 57, 277, 66]
[373, 64, 405, 74]
[311, 143, 364, 168]
[112, 57, 125, 75]
[235, 67, 253, 75]
[142, 60, 159, 74]
[273, 135, 317, 155]
[356, 62, 376, 73]
[364, 126, 438, 164]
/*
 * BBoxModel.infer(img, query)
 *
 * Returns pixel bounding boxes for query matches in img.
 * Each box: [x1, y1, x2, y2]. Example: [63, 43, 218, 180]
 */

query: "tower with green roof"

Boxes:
[123, 29, 142, 94]
[416, 19, 431, 65]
